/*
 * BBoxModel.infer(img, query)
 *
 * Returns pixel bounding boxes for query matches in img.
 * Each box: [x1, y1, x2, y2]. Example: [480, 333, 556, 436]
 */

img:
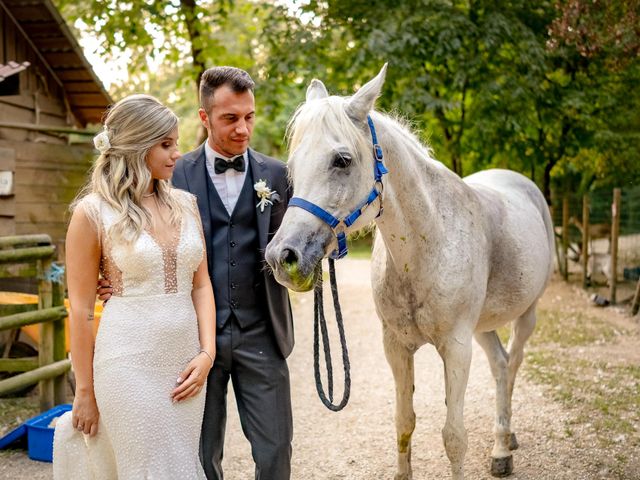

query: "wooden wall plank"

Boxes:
[0, 101, 33, 123]
[4, 16, 16, 60]
[0, 147, 16, 171]
[0, 198, 15, 217]
[0, 93, 67, 117]
[15, 167, 88, 188]
[0, 217, 16, 236]
[16, 202, 67, 223]
[64, 81, 100, 93]
[56, 70, 93, 82]
[15, 185, 81, 203]
[1, 140, 94, 165]
[15, 222, 66, 241]
[42, 52, 81, 67]
[68, 93, 108, 107]
[40, 112, 68, 126]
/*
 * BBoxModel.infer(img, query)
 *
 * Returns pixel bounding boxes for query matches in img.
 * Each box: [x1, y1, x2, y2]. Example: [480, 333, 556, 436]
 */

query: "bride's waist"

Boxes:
[108, 291, 192, 301]
[100, 291, 195, 324]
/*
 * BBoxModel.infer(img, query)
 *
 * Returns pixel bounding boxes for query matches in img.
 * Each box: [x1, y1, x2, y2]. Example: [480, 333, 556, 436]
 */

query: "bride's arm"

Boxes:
[172, 251, 216, 402]
[66, 203, 101, 436]
[192, 259, 216, 362]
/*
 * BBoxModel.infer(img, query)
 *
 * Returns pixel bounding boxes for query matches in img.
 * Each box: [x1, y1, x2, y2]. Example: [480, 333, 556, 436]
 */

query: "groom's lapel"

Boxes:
[185, 144, 210, 220]
[249, 149, 272, 251]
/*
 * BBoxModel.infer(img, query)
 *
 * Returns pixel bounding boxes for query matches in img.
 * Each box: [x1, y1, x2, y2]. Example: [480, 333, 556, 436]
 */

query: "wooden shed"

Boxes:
[0, 0, 111, 249]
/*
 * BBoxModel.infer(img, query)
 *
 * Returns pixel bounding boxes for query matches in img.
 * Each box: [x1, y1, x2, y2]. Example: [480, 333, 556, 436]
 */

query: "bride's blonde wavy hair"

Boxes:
[73, 94, 183, 244]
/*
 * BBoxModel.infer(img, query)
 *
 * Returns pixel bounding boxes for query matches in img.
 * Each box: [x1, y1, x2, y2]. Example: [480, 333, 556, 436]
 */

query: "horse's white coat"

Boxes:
[265, 65, 554, 480]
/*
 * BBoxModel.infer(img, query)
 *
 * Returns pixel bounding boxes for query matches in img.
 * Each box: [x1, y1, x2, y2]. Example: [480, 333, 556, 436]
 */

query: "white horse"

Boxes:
[264, 65, 554, 480]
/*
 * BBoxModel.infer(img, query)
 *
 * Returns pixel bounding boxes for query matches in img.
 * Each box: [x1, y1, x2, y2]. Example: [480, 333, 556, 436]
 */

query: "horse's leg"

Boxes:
[474, 330, 513, 477]
[505, 302, 538, 450]
[438, 331, 472, 480]
[383, 328, 415, 480]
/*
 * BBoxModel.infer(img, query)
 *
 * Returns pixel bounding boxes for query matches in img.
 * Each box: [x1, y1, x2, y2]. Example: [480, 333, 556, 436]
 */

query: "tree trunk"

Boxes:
[181, 0, 209, 145]
[451, 153, 462, 177]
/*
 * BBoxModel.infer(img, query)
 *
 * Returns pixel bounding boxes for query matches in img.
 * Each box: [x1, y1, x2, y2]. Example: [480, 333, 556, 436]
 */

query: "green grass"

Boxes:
[529, 308, 621, 346]
[498, 299, 639, 477]
[516, 305, 639, 460]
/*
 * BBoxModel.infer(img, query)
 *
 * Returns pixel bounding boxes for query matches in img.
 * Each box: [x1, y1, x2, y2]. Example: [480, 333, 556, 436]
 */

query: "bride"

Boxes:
[53, 94, 215, 479]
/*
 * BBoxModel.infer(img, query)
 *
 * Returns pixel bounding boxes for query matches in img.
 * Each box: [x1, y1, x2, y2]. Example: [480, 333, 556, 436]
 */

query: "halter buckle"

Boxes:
[373, 143, 383, 161]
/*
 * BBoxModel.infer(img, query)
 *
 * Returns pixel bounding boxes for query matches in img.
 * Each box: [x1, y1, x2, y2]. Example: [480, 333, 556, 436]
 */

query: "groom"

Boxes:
[172, 66, 294, 479]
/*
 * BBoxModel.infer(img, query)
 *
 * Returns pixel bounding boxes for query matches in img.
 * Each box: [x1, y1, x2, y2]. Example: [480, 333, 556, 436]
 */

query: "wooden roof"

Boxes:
[0, 0, 112, 126]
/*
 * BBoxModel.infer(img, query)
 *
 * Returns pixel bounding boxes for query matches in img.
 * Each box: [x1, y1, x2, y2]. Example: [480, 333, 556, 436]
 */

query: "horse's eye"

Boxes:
[332, 152, 352, 169]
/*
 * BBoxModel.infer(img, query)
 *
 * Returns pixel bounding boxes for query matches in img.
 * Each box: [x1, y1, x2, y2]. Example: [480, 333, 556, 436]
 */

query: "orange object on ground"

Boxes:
[0, 292, 103, 352]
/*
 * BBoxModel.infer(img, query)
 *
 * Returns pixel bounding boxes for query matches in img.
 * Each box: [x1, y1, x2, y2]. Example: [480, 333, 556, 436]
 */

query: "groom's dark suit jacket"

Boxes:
[172, 144, 294, 358]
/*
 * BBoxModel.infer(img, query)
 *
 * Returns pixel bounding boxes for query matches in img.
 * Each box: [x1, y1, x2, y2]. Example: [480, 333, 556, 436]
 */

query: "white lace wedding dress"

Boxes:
[54, 189, 207, 479]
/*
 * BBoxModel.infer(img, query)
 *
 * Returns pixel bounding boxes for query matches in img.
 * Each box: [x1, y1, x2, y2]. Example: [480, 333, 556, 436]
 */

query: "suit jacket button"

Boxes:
[230, 241, 237, 247]
[231, 283, 237, 289]
[230, 260, 237, 267]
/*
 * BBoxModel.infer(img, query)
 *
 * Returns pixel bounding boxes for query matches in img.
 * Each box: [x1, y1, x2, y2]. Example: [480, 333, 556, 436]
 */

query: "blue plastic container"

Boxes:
[25, 404, 72, 462]
[0, 423, 27, 449]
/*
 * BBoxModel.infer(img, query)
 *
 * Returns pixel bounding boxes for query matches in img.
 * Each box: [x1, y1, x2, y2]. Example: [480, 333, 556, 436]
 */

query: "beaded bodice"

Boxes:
[81, 191, 204, 297]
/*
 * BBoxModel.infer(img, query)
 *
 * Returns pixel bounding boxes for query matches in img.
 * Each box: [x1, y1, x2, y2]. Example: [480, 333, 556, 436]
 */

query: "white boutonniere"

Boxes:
[254, 179, 280, 212]
[93, 127, 111, 154]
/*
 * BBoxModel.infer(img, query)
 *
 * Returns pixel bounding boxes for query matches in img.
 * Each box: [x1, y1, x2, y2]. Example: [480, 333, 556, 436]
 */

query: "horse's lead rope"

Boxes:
[313, 259, 351, 411]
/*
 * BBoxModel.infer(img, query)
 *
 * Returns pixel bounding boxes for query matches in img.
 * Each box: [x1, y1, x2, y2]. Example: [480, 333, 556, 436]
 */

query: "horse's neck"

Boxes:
[373, 115, 468, 264]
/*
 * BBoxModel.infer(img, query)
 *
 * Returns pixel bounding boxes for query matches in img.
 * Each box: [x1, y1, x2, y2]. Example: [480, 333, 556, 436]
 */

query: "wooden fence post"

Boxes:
[610, 188, 621, 304]
[0, 235, 71, 404]
[52, 268, 66, 405]
[38, 257, 54, 411]
[562, 197, 569, 281]
[582, 195, 590, 288]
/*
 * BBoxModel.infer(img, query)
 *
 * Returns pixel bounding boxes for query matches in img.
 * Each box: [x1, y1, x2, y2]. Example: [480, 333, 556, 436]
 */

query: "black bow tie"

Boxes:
[214, 155, 245, 174]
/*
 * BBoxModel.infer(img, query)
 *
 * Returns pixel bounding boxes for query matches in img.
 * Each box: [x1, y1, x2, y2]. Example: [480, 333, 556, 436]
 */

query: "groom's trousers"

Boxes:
[200, 313, 293, 480]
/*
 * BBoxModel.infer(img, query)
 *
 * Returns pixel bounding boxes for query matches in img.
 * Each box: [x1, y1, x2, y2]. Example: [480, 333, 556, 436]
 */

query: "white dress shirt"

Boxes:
[204, 142, 249, 215]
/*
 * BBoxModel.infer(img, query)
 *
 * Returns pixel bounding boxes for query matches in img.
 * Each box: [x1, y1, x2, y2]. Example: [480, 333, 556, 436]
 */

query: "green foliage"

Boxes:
[54, 0, 640, 193]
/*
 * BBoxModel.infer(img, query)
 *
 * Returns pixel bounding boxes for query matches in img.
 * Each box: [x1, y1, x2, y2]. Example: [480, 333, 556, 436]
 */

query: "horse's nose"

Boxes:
[280, 247, 299, 267]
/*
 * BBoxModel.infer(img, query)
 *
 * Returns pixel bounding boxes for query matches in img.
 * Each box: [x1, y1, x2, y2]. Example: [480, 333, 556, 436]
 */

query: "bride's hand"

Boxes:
[72, 390, 100, 436]
[171, 351, 214, 403]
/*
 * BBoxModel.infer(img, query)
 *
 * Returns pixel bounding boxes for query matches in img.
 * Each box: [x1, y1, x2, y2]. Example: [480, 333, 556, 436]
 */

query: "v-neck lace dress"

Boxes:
[53, 189, 207, 479]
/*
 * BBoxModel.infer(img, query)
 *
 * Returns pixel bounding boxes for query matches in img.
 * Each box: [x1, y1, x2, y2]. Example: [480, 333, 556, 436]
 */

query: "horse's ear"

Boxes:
[306, 79, 329, 101]
[345, 63, 388, 122]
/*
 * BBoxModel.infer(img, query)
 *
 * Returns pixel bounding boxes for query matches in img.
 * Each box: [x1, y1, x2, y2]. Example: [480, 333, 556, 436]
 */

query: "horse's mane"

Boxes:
[287, 95, 442, 172]
[286, 96, 372, 168]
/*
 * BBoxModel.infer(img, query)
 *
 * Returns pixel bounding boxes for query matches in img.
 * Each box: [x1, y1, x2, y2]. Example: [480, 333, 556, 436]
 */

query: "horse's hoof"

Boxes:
[509, 433, 519, 450]
[490, 455, 513, 477]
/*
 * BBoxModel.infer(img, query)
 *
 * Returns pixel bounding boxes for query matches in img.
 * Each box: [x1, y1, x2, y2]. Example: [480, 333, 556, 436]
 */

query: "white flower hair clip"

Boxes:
[93, 127, 111, 154]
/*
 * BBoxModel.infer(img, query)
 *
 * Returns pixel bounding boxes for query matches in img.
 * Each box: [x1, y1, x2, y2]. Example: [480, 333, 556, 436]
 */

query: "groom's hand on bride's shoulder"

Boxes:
[97, 278, 113, 304]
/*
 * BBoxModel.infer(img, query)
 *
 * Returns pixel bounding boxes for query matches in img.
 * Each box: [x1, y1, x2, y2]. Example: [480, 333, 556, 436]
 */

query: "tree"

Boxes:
[295, 0, 640, 200]
[54, 0, 297, 152]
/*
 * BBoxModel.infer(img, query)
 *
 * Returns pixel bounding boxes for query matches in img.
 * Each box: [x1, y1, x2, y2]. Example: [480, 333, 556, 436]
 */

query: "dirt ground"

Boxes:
[1, 258, 639, 479]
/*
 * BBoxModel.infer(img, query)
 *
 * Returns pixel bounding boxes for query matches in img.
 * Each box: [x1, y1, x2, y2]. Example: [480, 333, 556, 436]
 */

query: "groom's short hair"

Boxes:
[200, 66, 255, 113]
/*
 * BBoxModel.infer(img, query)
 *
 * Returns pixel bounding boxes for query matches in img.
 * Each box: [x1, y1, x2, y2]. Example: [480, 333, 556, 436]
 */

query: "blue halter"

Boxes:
[288, 115, 389, 259]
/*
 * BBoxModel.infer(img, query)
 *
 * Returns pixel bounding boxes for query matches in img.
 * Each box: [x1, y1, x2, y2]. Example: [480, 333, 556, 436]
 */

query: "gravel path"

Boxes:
[0, 258, 616, 479]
